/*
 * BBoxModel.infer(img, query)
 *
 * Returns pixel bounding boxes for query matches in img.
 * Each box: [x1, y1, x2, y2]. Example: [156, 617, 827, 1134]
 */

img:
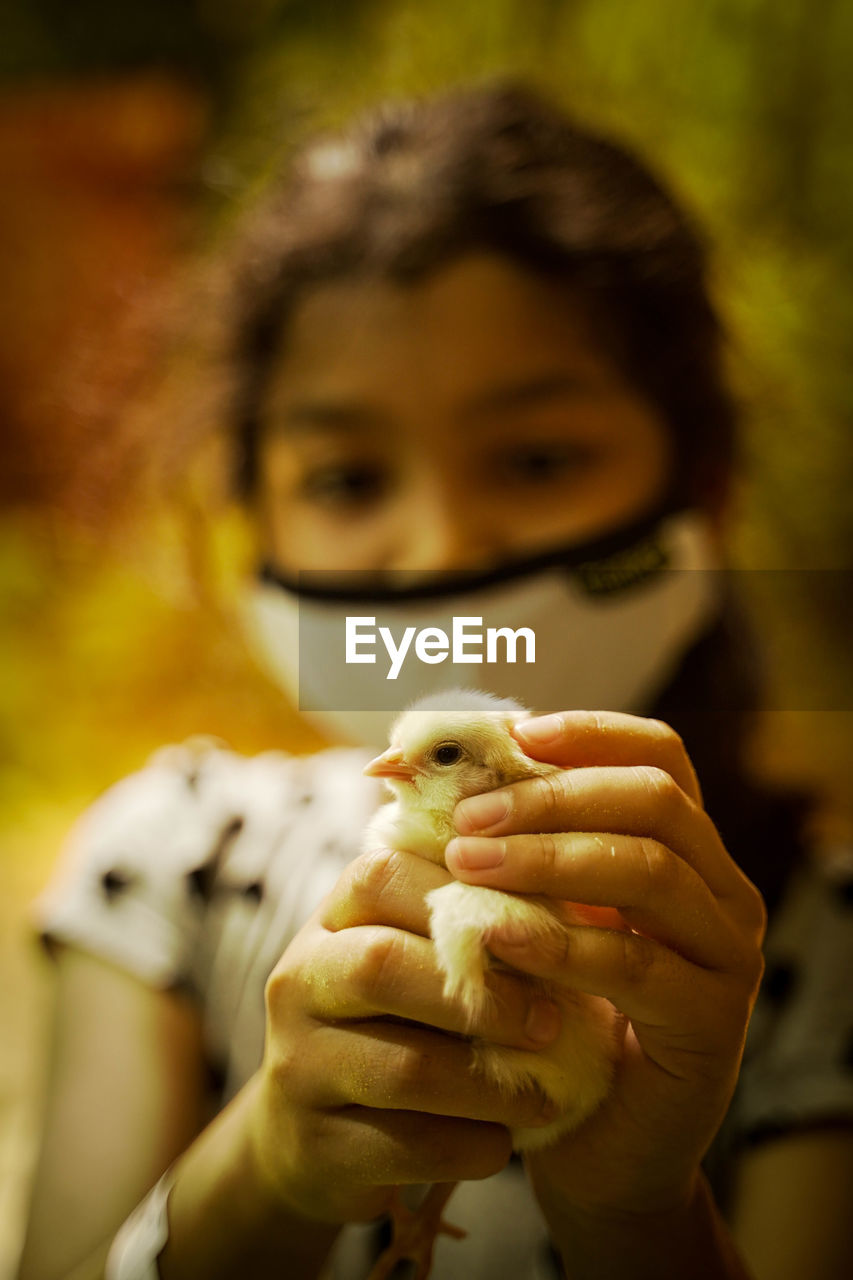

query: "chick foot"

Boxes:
[366, 1183, 466, 1280]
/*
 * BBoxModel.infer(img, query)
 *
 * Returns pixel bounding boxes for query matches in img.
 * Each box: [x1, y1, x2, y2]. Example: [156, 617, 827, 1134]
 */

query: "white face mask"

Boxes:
[241, 510, 722, 748]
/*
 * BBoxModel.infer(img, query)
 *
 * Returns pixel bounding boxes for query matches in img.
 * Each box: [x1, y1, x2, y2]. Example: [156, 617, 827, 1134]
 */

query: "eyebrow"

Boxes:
[269, 371, 595, 437]
[270, 402, 387, 435]
[464, 372, 593, 418]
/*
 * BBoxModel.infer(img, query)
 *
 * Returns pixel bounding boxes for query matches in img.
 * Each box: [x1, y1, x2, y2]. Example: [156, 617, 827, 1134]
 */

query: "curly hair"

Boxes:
[224, 80, 736, 510]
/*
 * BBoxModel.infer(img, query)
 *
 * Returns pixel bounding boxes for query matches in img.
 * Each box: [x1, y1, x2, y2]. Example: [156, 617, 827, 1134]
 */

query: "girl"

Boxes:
[17, 82, 853, 1280]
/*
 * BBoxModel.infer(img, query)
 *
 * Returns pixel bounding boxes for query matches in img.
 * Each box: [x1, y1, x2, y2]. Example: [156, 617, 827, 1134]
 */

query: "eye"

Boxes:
[433, 743, 463, 766]
[496, 442, 597, 486]
[300, 462, 389, 510]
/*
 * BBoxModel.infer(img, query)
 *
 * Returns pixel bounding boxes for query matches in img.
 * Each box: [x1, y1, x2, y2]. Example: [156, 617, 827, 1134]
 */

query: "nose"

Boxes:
[389, 473, 503, 574]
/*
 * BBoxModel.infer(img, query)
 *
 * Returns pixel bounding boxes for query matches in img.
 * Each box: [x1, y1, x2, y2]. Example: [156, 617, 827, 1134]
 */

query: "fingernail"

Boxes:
[454, 791, 511, 834]
[525, 999, 561, 1045]
[446, 837, 506, 871]
[516, 714, 562, 744]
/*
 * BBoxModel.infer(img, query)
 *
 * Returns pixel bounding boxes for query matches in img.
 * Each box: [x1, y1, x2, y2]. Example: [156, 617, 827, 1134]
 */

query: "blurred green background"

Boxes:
[1, 2, 851, 1269]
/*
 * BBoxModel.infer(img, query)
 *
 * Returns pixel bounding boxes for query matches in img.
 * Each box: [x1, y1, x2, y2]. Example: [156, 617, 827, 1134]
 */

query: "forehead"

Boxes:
[259, 252, 635, 427]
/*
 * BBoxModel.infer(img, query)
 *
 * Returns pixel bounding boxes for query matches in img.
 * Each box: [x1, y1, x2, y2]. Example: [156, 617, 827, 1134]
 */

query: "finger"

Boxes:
[512, 710, 702, 804]
[304, 923, 564, 1051]
[312, 1018, 561, 1131]
[322, 847, 452, 936]
[327, 1107, 512, 1187]
[446, 831, 745, 972]
[483, 919, 763, 1061]
[453, 764, 749, 906]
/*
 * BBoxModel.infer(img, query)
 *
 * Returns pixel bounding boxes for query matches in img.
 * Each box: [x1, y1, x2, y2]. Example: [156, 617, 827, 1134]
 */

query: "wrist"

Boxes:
[535, 1172, 751, 1280]
[528, 1141, 701, 1224]
[160, 1076, 338, 1280]
[246, 1069, 394, 1228]
[242, 1072, 307, 1217]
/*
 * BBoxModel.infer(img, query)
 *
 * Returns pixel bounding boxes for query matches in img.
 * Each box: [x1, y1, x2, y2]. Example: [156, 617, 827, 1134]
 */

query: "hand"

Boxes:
[248, 843, 565, 1225]
[443, 710, 767, 1219]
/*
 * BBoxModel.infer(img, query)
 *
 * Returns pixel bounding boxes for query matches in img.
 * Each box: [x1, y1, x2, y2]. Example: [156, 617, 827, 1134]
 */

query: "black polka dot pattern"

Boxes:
[100, 867, 137, 901]
[222, 815, 245, 841]
[186, 815, 246, 903]
[186, 863, 216, 902]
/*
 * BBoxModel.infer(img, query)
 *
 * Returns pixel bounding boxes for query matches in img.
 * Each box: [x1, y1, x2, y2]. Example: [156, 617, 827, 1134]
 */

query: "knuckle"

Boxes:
[720, 939, 764, 998]
[748, 945, 766, 995]
[647, 717, 685, 755]
[343, 846, 401, 911]
[538, 832, 562, 876]
[536, 771, 569, 821]
[746, 882, 769, 943]
[267, 1040, 301, 1093]
[264, 960, 296, 1020]
[619, 929, 654, 988]
[351, 927, 404, 1003]
[546, 923, 574, 971]
[386, 1039, 433, 1097]
[633, 764, 682, 813]
[636, 837, 679, 894]
[716, 975, 759, 1033]
[731, 921, 766, 994]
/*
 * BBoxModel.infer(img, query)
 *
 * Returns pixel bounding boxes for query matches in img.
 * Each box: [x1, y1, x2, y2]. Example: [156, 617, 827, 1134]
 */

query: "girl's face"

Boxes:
[254, 253, 673, 575]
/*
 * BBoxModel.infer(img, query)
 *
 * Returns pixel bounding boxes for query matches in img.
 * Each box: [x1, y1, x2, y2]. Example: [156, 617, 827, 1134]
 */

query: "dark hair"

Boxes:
[226, 81, 736, 508]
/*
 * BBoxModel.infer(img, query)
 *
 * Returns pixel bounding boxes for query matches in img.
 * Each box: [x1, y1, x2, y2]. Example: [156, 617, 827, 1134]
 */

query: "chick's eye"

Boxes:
[434, 743, 463, 766]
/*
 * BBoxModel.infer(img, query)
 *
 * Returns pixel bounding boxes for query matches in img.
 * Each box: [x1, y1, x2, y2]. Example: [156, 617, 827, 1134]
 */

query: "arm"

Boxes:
[444, 709, 767, 1279]
[731, 1128, 853, 1280]
[16, 946, 209, 1280]
[15, 946, 337, 1280]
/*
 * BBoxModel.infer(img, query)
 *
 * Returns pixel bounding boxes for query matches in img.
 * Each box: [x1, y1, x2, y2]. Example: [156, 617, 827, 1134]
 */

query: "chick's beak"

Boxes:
[363, 748, 417, 781]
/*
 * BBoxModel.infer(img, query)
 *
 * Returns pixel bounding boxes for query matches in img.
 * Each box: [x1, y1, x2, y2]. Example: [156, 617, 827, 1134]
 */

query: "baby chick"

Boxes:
[361, 689, 616, 1278]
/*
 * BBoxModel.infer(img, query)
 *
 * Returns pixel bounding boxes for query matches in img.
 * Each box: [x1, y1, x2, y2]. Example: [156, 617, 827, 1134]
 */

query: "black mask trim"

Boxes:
[257, 503, 686, 605]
